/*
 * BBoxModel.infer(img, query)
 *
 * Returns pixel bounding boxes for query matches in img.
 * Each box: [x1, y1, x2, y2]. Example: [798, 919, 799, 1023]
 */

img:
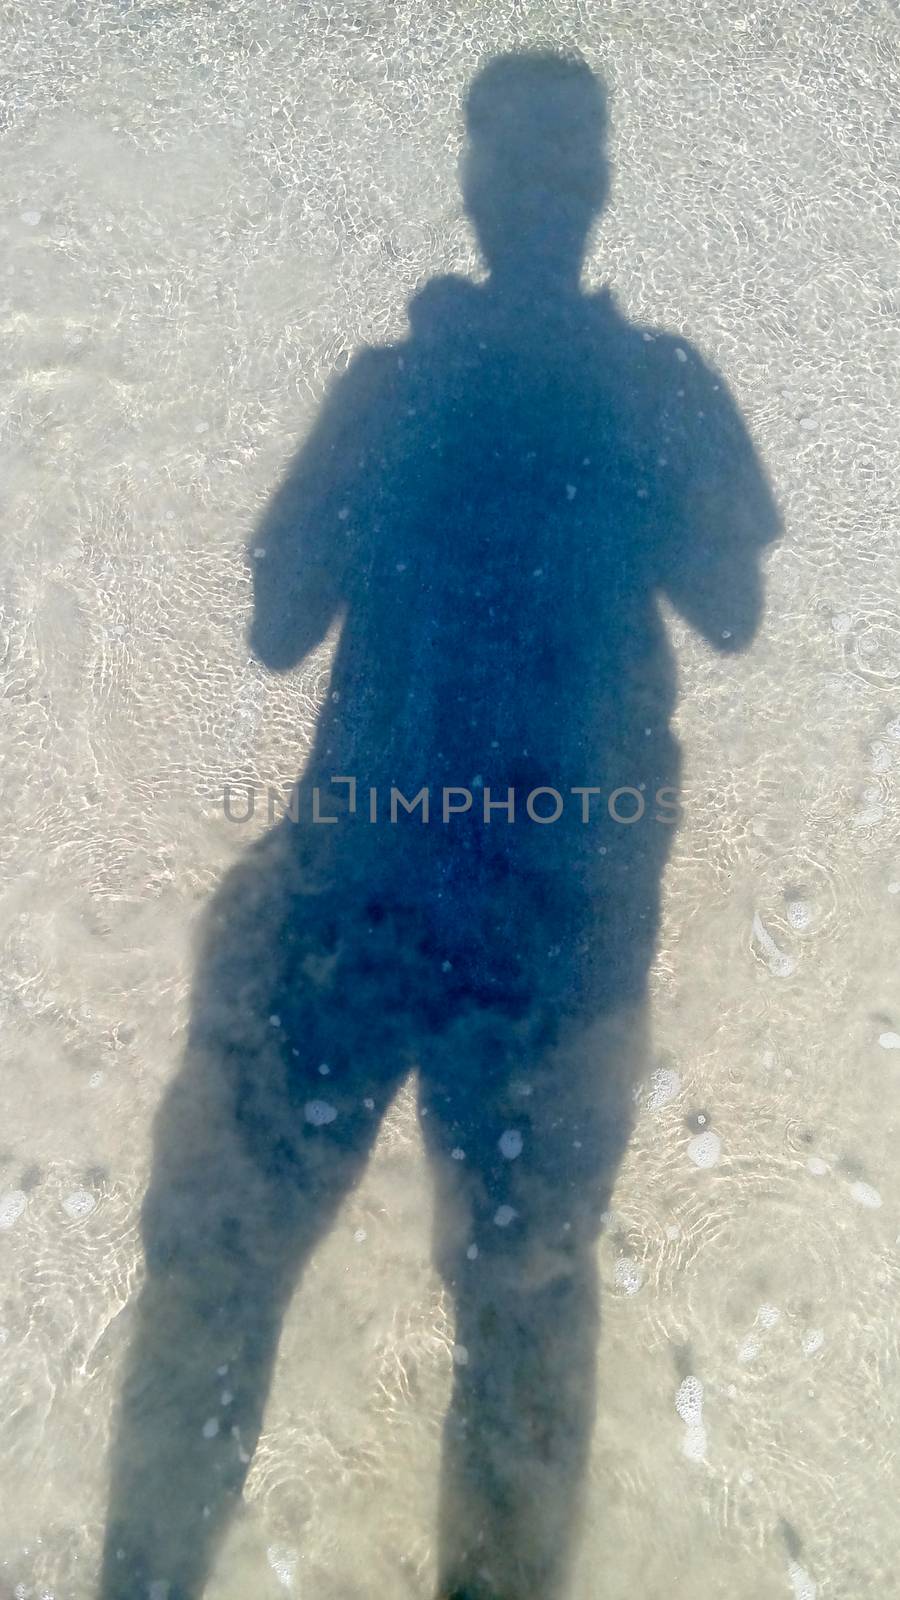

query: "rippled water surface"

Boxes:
[2, 3, 899, 1598]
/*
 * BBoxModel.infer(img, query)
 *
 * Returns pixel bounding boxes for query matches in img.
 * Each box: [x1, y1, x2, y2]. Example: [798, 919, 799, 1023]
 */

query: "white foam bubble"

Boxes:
[675, 1375, 703, 1427]
[758, 1303, 780, 1330]
[850, 1181, 882, 1209]
[788, 1561, 817, 1600]
[687, 1130, 722, 1168]
[646, 1066, 681, 1110]
[201, 1418, 219, 1439]
[802, 1328, 825, 1356]
[466, 1243, 479, 1260]
[682, 1423, 708, 1461]
[614, 1256, 643, 1295]
[878, 1032, 900, 1050]
[786, 899, 813, 930]
[751, 912, 797, 977]
[304, 1100, 337, 1126]
[493, 1205, 517, 1228]
[267, 1546, 298, 1590]
[62, 1189, 96, 1219]
[498, 1129, 523, 1160]
[676, 1376, 706, 1460]
[806, 1157, 828, 1177]
[452, 1344, 469, 1366]
[0, 1191, 27, 1229]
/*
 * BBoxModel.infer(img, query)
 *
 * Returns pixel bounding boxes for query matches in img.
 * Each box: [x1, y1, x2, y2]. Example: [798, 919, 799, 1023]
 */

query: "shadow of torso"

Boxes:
[250, 274, 774, 1024]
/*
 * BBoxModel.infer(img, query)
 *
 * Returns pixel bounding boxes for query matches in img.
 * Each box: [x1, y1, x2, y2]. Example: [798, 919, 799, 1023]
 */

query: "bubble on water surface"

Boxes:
[62, 1189, 96, 1219]
[687, 1130, 721, 1168]
[850, 1181, 882, 1209]
[751, 913, 797, 977]
[304, 1100, 337, 1126]
[267, 1546, 298, 1590]
[878, 1032, 900, 1050]
[786, 899, 813, 931]
[788, 1562, 817, 1600]
[498, 1129, 523, 1159]
[493, 1205, 517, 1228]
[675, 1375, 707, 1461]
[645, 1065, 681, 1110]
[614, 1256, 643, 1295]
[807, 1157, 828, 1176]
[802, 1328, 825, 1356]
[452, 1344, 469, 1366]
[0, 1191, 27, 1229]
[675, 1375, 703, 1427]
[202, 1418, 219, 1439]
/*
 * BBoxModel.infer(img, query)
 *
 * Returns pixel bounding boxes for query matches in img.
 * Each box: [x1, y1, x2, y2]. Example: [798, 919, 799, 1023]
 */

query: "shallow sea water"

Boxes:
[2, 3, 900, 1598]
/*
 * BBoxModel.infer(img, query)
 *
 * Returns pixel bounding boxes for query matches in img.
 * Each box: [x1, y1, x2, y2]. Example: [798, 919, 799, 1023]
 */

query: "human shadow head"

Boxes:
[461, 51, 610, 292]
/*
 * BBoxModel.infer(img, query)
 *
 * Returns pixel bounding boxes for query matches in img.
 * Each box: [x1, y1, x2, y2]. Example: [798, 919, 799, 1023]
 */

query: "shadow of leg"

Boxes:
[421, 1007, 644, 1600]
[101, 826, 407, 1600]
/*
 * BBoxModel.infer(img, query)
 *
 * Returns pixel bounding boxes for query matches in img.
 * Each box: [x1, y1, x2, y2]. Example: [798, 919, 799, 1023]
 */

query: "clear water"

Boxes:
[2, 4, 899, 1598]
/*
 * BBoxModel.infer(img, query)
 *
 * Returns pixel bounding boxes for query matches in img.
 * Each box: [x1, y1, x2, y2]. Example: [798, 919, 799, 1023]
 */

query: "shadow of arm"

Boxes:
[656, 344, 782, 654]
[247, 347, 394, 672]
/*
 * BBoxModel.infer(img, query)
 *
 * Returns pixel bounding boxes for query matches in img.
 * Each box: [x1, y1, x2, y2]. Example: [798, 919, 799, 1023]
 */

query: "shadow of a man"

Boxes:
[101, 50, 781, 1600]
